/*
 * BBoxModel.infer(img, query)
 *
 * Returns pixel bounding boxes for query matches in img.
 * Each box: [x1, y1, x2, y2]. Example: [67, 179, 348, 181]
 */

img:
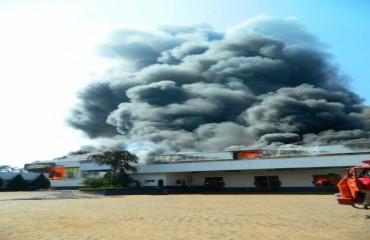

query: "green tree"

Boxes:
[7, 174, 29, 190]
[116, 167, 133, 187]
[87, 151, 139, 185]
[102, 170, 133, 187]
[32, 174, 51, 190]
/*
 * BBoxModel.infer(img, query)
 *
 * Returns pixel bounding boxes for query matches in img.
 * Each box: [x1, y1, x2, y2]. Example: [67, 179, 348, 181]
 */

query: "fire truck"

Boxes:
[336, 160, 370, 209]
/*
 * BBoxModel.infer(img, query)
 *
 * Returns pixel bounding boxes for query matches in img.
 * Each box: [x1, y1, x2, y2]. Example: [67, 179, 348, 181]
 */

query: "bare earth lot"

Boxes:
[0, 191, 369, 240]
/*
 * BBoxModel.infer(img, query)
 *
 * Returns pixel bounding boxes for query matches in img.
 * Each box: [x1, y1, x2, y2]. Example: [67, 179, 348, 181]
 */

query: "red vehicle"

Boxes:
[336, 160, 370, 209]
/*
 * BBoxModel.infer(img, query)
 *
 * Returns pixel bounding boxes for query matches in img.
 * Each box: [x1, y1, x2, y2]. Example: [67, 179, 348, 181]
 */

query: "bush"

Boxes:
[32, 174, 51, 190]
[103, 169, 134, 187]
[103, 172, 112, 182]
[7, 174, 29, 190]
[117, 168, 133, 187]
[82, 177, 110, 188]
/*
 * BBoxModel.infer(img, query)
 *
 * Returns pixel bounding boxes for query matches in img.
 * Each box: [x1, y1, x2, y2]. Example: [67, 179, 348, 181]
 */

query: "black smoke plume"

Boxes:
[67, 16, 370, 160]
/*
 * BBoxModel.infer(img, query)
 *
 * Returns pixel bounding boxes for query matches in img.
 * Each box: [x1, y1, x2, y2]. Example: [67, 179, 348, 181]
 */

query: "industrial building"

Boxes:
[23, 143, 370, 193]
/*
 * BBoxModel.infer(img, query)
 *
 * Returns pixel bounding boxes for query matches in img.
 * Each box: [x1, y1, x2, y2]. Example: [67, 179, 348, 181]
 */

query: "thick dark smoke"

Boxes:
[67, 16, 370, 160]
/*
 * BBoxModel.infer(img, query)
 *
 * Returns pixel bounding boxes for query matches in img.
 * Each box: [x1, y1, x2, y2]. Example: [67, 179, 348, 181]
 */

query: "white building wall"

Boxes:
[186, 171, 267, 187]
[137, 154, 369, 174]
[190, 173, 206, 186]
[278, 169, 347, 187]
[132, 173, 167, 187]
[276, 171, 311, 187]
[223, 172, 250, 187]
[132, 168, 348, 188]
[166, 173, 188, 186]
[50, 179, 84, 187]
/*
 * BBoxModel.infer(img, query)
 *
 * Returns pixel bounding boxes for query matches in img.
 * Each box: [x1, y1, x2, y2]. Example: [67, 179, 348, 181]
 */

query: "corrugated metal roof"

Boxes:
[150, 143, 370, 163]
[26, 160, 81, 168]
[53, 161, 80, 167]
[80, 163, 110, 171]
[136, 153, 370, 174]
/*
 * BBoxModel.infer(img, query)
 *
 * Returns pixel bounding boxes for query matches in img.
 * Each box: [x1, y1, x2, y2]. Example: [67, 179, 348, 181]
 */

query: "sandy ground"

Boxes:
[0, 190, 369, 240]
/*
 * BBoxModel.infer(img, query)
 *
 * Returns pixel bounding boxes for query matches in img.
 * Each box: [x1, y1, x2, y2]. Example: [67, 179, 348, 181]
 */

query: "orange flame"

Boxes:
[48, 168, 66, 180]
[314, 177, 339, 187]
[234, 151, 262, 159]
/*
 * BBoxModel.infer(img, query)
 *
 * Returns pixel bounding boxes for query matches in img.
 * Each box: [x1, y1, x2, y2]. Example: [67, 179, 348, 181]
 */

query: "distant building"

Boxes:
[23, 143, 370, 192]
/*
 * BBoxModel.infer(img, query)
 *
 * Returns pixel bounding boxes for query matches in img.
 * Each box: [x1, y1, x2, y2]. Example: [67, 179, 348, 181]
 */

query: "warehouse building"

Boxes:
[24, 143, 370, 192]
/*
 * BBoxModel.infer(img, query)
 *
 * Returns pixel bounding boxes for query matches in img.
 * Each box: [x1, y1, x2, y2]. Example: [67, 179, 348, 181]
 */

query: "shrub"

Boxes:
[104, 169, 134, 187]
[82, 177, 110, 188]
[103, 172, 112, 182]
[116, 168, 133, 187]
[7, 174, 29, 190]
[32, 174, 51, 190]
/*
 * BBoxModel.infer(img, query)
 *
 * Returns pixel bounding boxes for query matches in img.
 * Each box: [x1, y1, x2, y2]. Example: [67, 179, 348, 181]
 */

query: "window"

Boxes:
[356, 169, 370, 178]
[204, 177, 225, 187]
[48, 168, 65, 180]
[81, 171, 99, 178]
[312, 174, 341, 187]
[254, 176, 281, 188]
[233, 151, 262, 159]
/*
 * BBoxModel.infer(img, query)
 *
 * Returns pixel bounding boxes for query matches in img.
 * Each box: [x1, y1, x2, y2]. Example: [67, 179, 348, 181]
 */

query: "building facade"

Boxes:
[23, 143, 370, 192]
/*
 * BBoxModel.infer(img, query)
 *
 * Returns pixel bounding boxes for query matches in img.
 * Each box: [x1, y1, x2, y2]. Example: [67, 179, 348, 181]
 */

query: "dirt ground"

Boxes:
[0, 190, 369, 240]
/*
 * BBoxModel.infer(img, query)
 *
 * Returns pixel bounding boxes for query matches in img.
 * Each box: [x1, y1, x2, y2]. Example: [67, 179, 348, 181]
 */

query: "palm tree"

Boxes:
[87, 150, 139, 185]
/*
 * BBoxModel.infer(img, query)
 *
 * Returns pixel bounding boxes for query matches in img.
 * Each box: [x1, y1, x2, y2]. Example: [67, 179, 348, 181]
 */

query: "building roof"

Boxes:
[137, 153, 370, 174]
[24, 143, 370, 174]
[0, 172, 42, 181]
[80, 162, 110, 171]
[78, 153, 370, 174]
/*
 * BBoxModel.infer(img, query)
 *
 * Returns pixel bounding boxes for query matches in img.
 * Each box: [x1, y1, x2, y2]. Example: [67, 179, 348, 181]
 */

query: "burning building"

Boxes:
[24, 17, 370, 192]
[23, 143, 370, 192]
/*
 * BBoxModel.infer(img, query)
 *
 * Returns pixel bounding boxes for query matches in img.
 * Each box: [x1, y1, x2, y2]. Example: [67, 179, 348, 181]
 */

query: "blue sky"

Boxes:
[0, 0, 369, 167]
